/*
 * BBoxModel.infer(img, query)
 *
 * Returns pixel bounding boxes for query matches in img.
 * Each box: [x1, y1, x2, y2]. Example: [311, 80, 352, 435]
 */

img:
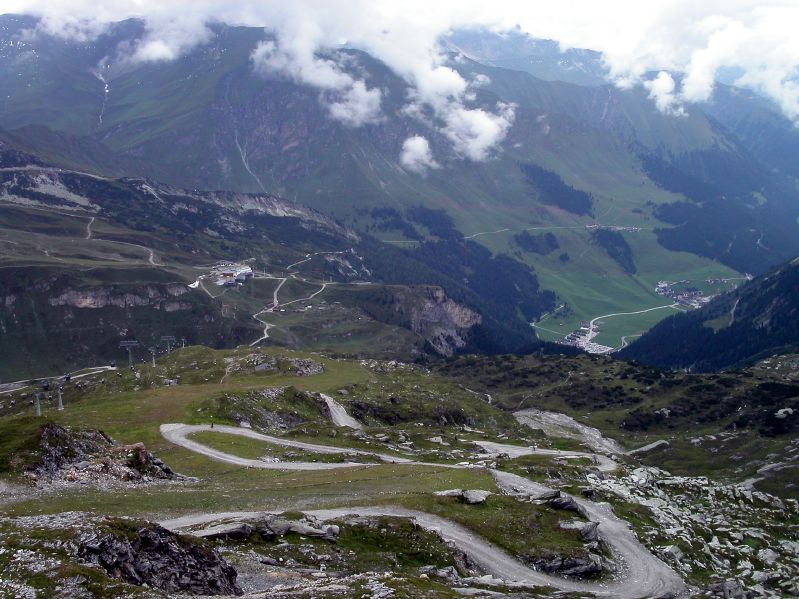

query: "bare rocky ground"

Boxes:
[24, 423, 187, 490]
[586, 466, 799, 598]
[1, 353, 796, 598]
[0, 512, 241, 598]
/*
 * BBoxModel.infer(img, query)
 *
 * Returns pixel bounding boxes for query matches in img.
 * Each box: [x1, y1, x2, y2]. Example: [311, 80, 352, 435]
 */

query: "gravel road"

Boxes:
[160, 423, 412, 470]
[160, 422, 688, 597]
[320, 393, 363, 429]
[162, 502, 687, 598]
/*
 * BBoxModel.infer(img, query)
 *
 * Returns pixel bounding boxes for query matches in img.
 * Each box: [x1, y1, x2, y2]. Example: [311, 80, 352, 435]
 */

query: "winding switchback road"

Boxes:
[160, 420, 687, 598]
[162, 499, 685, 598]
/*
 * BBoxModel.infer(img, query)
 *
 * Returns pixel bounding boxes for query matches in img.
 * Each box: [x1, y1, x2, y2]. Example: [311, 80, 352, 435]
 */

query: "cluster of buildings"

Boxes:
[210, 262, 254, 286]
[559, 321, 614, 354]
[655, 280, 713, 309]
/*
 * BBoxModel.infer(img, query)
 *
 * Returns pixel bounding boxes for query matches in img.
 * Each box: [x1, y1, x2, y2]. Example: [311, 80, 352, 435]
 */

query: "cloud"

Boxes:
[400, 135, 439, 173]
[328, 81, 384, 127]
[251, 39, 383, 126]
[644, 71, 685, 116]
[442, 102, 515, 161]
[245, 6, 511, 154]
[130, 17, 213, 63]
[5, 0, 799, 124]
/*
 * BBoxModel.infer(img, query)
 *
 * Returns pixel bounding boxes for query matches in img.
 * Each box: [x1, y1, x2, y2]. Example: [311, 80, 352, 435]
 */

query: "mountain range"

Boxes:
[2, 11, 799, 599]
[2, 14, 799, 360]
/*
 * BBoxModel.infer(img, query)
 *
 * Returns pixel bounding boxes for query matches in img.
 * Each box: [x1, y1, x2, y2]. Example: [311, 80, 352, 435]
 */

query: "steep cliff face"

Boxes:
[49, 284, 190, 310]
[409, 287, 482, 356]
[0, 269, 258, 379]
[346, 285, 482, 357]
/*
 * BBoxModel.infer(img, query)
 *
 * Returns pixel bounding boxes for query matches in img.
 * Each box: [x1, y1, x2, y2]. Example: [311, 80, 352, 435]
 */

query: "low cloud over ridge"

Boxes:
[7, 0, 799, 149]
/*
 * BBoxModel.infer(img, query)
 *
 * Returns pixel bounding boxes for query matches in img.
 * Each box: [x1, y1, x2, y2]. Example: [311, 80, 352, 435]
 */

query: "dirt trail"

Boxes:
[159, 422, 686, 597]
[491, 470, 687, 598]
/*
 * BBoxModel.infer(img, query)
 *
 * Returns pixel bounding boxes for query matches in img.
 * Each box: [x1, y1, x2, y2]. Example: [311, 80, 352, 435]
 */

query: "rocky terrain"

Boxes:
[0, 347, 797, 598]
[21, 423, 182, 489]
[0, 512, 240, 597]
[586, 466, 799, 598]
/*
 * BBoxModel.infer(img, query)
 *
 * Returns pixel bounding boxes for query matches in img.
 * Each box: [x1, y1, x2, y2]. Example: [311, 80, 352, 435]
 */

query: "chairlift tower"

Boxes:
[57, 385, 64, 411]
[180, 337, 186, 349]
[119, 340, 139, 367]
[148, 346, 157, 367]
[160, 336, 176, 353]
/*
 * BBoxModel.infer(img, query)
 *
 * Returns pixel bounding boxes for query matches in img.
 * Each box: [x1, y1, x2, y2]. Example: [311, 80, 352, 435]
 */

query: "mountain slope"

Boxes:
[2, 16, 798, 344]
[0, 138, 562, 377]
[619, 257, 799, 371]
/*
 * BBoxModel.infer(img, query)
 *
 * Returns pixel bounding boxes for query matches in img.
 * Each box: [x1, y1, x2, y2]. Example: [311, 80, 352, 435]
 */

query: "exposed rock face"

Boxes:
[214, 386, 325, 431]
[409, 287, 481, 357]
[26, 423, 180, 487]
[358, 286, 481, 357]
[49, 284, 189, 310]
[80, 522, 242, 596]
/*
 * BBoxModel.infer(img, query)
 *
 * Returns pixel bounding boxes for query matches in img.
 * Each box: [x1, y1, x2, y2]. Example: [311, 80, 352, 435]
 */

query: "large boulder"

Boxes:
[462, 490, 492, 505]
[194, 522, 254, 541]
[533, 553, 603, 577]
[546, 493, 583, 514]
[579, 522, 600, 543]
[434, 489, 492, 504]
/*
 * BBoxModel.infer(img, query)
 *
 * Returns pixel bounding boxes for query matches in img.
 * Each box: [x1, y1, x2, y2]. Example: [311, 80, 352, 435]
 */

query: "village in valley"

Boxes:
[550, 275, 753, 355]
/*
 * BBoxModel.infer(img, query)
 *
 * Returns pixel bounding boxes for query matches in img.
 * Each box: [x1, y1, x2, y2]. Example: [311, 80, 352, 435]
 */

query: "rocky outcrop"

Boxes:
[49, 284, 189, 309]
[409, 287, 481, 356]
[80, 521, 241, 596]
[361, 286, 481, 357]
[225, 353, 324, 377]
[190, 514, 340, 543]
[531, 553, 604, 577]
[25, 423, 180, 488]
[213, 386, 326, 431]
[587, 465, 799, 597]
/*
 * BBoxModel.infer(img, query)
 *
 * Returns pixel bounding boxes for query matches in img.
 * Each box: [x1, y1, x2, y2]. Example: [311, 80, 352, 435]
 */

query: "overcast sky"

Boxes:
[5, 1, 799, 167]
